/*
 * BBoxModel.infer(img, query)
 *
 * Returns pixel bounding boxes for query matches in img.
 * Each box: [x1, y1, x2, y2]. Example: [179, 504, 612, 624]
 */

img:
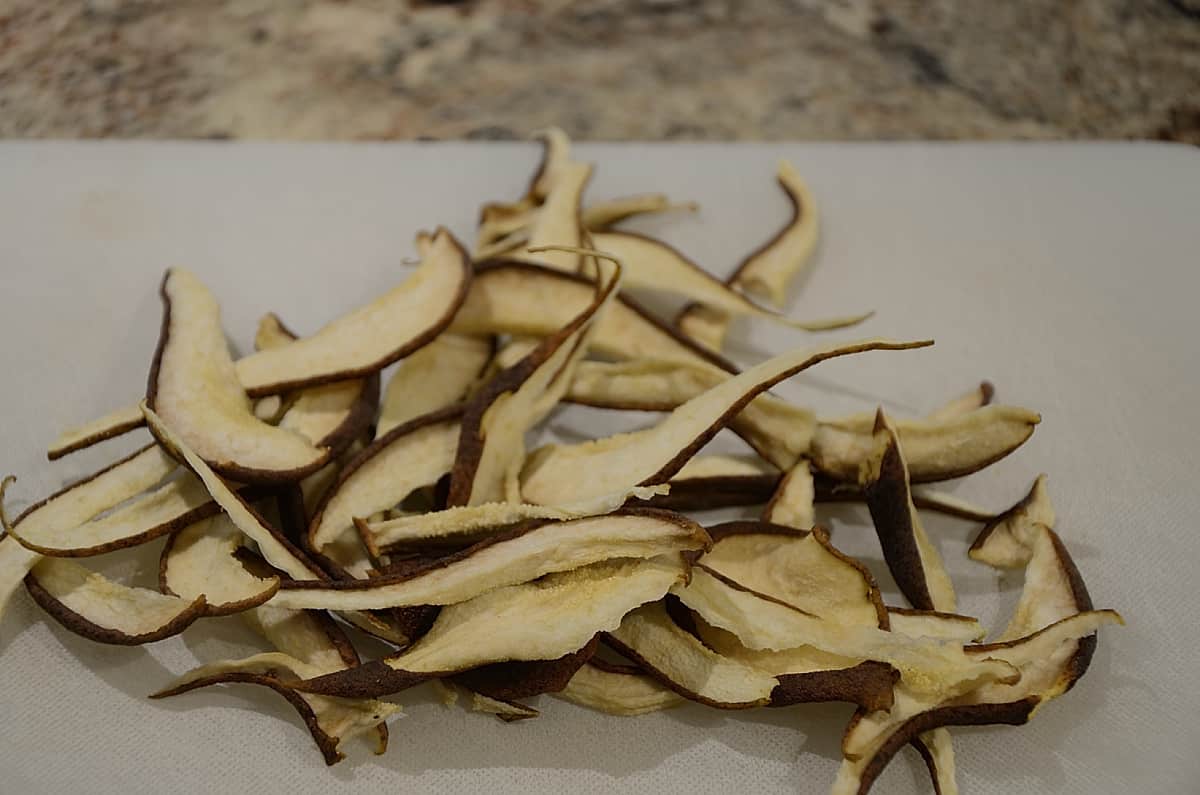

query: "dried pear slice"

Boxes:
[582, 194, 695, 231]
[293, 555, 689, 698]
[433, 679, 541, 722]
[969, 474, 1054, 568]
[927, 381, 995, 421]
[232, 228, 471, 395]
[307, 408, 462, 553]
[604, 602, 779, 709]
[13, 474, 218, 557]
[46, 404, 146, 460]
[146, 269, 330, 483]
[520, 338, 931, 507]
[762, 460, 814, 528]
[811, 405, 1041, 484]
[253, 313, 380, 457]
[0, 475, 14, 537]
[25, 557, 206, 645]
[645, 455, 779, 512]
[377, 334, 492, 438]
[0, 444, 176, 615]
[909, 728, 958, 795]
[452, 261, 736, 373]
[452, 637, 598, 701]
[448, 252, 620, 506]
[676, 160, 820, 351]
[886, 609, 986, 643]
[270, 509, 708, 611]
[557, 659, 685, 716]
[564, 357, 815, 470]
[700, 523, 885, 628]
[591, 231, 869, 332]
[150, 652, 400, 765]
[159, 514, 281, 616]
[812, 478, 998, 522]
[995, 523, 1091, 641]
[514, 161, 592, 272]
[861, 410, 957, 612]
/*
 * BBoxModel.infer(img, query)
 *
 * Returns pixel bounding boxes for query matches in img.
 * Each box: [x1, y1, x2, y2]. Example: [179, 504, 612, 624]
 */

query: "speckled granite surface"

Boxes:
[2, 0, 1198, 142]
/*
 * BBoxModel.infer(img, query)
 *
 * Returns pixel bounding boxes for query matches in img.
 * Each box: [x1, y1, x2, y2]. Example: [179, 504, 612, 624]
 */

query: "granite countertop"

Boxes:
[2, 0, 1198, 143]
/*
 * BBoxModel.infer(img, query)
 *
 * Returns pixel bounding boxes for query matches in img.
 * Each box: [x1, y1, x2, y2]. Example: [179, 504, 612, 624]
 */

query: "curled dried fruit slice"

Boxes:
[558, 659, 685, 716]
[159, 514, 281, 615]
[306, 408, 462, 553]
[812, 478, 998, 522]
[811, 405, 1041, 484]
[150, 652, 400, 765]
[582, 194, 695, 231]
[452, 638, 598, 701]
[762, 460, 814, 528]
[520, 338, 931, 508]
[452, 261, 736, 374]
[927, 381, 995, 421]
[861, 410, 957, 612]
[644, 455, 778, 512]
[25, 557, 206, 645]
[591, 231, 869, 332]
[46, 404, 146, 460]
[434, 679, 541, 722]
[376, 334, 492, 438]
[448, 252, 620, 506]
[293, 555, 689, 698]
[232, 228, 471, 395]
[514, 161, 592, 272]
[0, 444, 176, 616]
[886, 609, 986, 643]
[146, 269, 330, 484]
[969, 474, 1053, 568]
[271, 509, 708, 611]
[676, 160, 819, 351]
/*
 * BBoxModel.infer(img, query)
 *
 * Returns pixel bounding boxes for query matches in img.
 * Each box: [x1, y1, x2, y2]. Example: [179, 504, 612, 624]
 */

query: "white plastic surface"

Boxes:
[0, 141, 1197, 794]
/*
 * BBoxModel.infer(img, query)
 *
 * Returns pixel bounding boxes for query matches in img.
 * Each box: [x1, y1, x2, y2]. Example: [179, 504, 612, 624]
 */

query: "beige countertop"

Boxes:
[2, 0, 1198, 142]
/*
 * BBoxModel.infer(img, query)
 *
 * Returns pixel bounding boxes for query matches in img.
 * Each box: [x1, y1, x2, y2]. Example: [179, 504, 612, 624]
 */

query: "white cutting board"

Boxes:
[0, 142, 1197, 794]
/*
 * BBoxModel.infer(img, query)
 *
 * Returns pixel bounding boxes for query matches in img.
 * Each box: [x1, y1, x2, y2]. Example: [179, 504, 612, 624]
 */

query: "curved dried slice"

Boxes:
[25, 557, 206, 645]
[363, 502, 570, 550]
[812, 478, 998, 522]
[448, 253, 619, 506]
[927, 381, 995, 422]
[452, 638, 598, 701]
[307, 408, 462, 553]
[582, 194, 695, 231]
[995, 523, 1092, 642]
[564, 358, 815, 469]
[762, 460, 814, 528]
[46, 404, 146, 460]
[434, 679, 541, 722]
[14, 474, 217, 557]
[514, 161, 592, 272]
[1, 444, 176, 616]
[0, 475, 14, 536]
[557, 660, 685, 716]
[604, 602, 778, 709]
[861, 411, 956, 612]
[676, 160, 820, 351]
[159, 515, 280, 616]
[452, 261, 736, 374]
[231, 228, 471, 395]
[293, 555, 689, 698]
[591, 231, 868, 332]
[886, 609, 985, 643]
[811, 405, 1041, 484]
[254, 313, 381, 458]
[645, 455, 779, 511]
[701, 523, 885, 628]
[272, 509, 708, 611]
[150, 652, 400, 765]
[969, 474, 1053, 568]
[521, 338, 931, 507]
[146, 269, 329, 484]
[909, 728, 958, 795]
[377, 334, 492, 438]
[242, 605, 356, 672]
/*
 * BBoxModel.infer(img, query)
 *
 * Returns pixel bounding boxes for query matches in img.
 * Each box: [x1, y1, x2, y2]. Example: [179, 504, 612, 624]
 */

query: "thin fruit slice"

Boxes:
[886, 609, 986, 643]
[433, 679, 541, 722]
[159, 514, 281, 616]
[12, 474, 218, 557]
[520, 338, 931, 507]
[46, 404, 146, 460]
[861, 410, 956, 612]
[448, 251, 619, 506]
[557, 660, 685, 716]
[582, 194, 696, 231]
[452, 638, 598, 701]
[150, 652, 400, 765]
[307, 408, 462, 553]
[451, 261, 736, 374]
[811, 405, 1041, 484]
[25, 557, 206, 645]
[514, 161, 592, 272]
[676, 160, 819, 351]
[591, 231, 869, 332]
[232, 228, 472, 395]
[645, 455, 778, 512]
[927, 381, 995, 421]
[0, 475, 14, 537]
[376, 334, 492, 438]
[146, 269, 330, 483]
[762, 460, 814, 528]
[270, 509, 709, 611]
[0, 444, 176, 616]
[292, 555, 689, 698]
[969, 474, 1053, 568]
[812, 478, 998, 522]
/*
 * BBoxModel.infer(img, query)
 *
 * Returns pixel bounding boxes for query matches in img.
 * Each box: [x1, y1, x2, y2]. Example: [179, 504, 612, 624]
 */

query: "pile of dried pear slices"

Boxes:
[0, 130, 1120, 794]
